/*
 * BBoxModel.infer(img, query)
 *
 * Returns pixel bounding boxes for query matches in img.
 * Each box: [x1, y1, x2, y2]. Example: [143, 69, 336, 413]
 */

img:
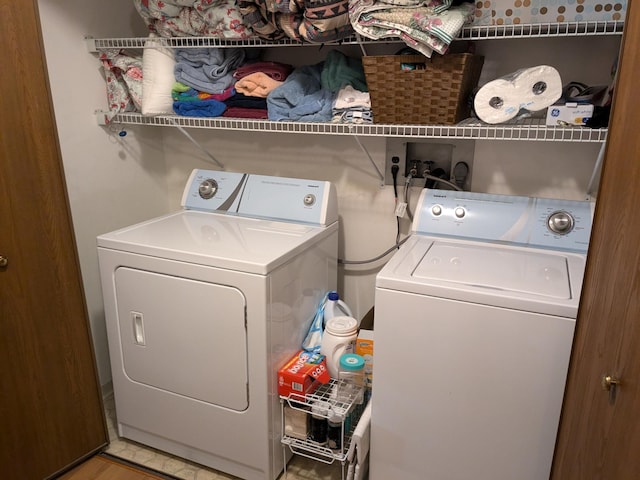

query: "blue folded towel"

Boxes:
[174, 48, 246, 95]
[267, 63, 334, 122]
[173, 99, 227, 117]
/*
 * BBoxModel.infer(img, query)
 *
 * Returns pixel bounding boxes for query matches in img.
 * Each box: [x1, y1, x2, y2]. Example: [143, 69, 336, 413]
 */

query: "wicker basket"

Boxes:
[362, 53, 484, 125]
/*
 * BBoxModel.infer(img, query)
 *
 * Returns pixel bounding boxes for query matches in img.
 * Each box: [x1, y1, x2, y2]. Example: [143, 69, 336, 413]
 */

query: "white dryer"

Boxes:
[98, 170, 338, 480]
[371, 190, 594, 480]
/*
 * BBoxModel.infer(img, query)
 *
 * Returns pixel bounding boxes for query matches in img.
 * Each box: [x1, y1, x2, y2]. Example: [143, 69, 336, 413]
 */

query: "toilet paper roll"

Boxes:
[512, 65, 563, 112]
[473, 78, 521, 124]
[473, 65, 563, 124]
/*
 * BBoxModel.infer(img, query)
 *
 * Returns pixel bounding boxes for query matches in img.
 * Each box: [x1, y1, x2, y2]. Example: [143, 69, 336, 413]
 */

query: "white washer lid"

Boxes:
[97, 210, 337, 275]
[376, 235, 586, 317]
[414, 241, 570, 299]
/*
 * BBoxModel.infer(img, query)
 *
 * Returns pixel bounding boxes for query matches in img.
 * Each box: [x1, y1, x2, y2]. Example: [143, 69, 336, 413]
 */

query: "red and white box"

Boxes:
[277, 350, 330, 397]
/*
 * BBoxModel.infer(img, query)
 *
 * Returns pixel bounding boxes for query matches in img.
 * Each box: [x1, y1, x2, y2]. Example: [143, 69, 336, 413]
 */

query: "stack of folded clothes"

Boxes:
[267, 51, 368, 123]
[331, 85, 372, 124]
[172, 47, 246, 117]
[224, 61, 293, 118]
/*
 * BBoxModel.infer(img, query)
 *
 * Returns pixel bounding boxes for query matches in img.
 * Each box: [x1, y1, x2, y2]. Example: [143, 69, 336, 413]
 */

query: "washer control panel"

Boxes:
[414, 190, 594, 253]
[181, 169, 338, 226]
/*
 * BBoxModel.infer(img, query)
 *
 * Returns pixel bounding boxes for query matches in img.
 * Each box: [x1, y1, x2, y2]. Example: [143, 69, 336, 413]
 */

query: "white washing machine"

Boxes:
[371, 189, 594, 480]
[98, 170, 338, 480]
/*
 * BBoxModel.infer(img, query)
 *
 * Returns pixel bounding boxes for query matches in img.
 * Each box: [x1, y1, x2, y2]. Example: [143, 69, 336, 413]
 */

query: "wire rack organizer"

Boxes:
[280, 379, 369, 479]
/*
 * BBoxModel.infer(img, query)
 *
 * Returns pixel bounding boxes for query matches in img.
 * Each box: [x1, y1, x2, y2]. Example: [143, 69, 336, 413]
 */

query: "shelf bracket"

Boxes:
[167, 118, 225, 170]
[352, 135, 384, 187]
[585, 141, 606, 200]
[355, 33, 369, 57]
[85, 36, 98, 53]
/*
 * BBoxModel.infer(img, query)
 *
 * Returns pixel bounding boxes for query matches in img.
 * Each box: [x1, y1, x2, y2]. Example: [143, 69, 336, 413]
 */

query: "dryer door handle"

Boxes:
[132, 311, 146, 345]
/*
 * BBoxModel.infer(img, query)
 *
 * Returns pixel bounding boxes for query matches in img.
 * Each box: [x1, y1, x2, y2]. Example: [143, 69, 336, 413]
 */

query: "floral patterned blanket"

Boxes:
[133, 0, 253, 39]
[133, 0, 354, 43]
[349, 0, 475, 57]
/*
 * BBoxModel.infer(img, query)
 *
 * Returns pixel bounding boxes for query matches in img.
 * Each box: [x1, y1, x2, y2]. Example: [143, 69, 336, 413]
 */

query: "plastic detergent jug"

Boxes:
[323, 291, 354, 327]
[320, 316, 359, 378]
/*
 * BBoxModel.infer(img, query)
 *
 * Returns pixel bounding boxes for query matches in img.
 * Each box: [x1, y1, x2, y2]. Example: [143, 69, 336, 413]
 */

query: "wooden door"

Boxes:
[551, 2, 640, 478]
[0, 1, 108, 478]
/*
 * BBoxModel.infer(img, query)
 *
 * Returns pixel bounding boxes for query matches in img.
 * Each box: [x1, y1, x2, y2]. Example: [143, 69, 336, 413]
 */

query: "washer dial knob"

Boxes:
[431, 205, 442, 216]
[547, 210, 575, 235]
[454, 207, 466, 219]
[198, 179, 218, 199]
[303, 194, 316, 206]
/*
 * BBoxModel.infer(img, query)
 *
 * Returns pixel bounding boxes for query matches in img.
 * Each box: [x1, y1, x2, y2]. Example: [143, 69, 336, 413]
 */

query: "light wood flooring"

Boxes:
[59, 455, 175, 480]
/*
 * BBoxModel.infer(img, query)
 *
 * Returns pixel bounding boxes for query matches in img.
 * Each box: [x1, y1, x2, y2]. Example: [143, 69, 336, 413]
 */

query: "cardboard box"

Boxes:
[355, 330, 374, 389]
[545, 103, 594, 126]
[473, 1, 627, 26]
[277, 350, 330, 398]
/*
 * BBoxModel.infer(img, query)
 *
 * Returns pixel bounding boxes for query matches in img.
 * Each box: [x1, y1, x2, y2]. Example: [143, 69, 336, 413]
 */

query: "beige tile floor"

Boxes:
[103, 392, 342, 480]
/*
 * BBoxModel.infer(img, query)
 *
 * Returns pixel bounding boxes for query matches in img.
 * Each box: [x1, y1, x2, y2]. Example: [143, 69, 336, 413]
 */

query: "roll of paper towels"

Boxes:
[473, 78, 521, 124]
[474, 65, 563, 124]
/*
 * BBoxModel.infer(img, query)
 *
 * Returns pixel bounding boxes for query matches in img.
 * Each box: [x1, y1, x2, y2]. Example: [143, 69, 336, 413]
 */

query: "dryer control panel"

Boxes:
[413, 190, 594, 253]
[181, 169, 338, 226]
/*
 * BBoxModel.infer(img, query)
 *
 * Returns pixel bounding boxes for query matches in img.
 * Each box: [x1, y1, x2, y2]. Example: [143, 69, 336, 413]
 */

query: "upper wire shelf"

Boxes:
[99, 112, 607, 142]
[86, 21, 623, 51]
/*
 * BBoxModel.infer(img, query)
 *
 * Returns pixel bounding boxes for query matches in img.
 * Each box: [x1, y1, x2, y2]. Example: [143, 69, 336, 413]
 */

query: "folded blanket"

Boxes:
[174, 48, 225, 67]
[223, 107, 269, 119]
[235, 72, 283, 98]
[321, 50, 368, 93]
[350, 0, 475, 57]
[133, 0, 253, 39]
[202, 48, 246, 79]
[237, 0, 354, 43]
[174, 48, 245, 95]
[100, 49, 143, 115]
[225, 92, 268, 109]
[174, 63, 235, 94]
[233, 61, 294, 81]
[267, 63, 334, 122]
[173, 99, 227, 117]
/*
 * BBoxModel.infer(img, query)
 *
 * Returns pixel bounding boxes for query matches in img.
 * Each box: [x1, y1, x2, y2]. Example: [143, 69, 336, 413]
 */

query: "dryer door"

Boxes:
[114, 267, 248, 411]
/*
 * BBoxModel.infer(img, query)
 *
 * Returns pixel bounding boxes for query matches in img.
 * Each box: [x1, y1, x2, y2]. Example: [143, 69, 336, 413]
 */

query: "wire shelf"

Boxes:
[99, 112, 608, 142]
[280, 379, 366, 464]
[85, 21, 623, 51]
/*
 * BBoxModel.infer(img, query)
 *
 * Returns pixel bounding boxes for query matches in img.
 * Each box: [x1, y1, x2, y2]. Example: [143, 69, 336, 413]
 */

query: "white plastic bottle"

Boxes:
[320, 316, 359, 378]
[323, 291, 354, 327]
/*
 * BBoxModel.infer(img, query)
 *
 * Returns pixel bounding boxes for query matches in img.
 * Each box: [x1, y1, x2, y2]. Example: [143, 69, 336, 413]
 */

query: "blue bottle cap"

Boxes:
[328, 291, 339, 301]
[339, 353, 365, 371]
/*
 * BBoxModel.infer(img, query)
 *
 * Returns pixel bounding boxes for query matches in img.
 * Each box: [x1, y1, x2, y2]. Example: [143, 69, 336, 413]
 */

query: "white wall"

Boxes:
[38, 0, 171, 384]
[37, 1, 620, 387]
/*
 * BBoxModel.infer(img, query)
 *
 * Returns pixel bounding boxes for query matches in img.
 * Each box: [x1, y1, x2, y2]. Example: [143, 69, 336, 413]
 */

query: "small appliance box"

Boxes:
[473, 1, 627, 26]
[278, 350, 330, 397]
[545, 103, 594, 126]
[355, 329, 374, 389]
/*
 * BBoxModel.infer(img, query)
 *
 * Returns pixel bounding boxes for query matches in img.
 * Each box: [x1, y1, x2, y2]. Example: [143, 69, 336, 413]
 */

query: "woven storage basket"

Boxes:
[362, 53, 484, 125]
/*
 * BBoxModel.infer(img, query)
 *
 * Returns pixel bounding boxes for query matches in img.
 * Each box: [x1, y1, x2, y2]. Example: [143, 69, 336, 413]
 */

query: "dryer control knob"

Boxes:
[547, 211, 575, 235]
[431, 205, 442, 216]
[199, 179, 218, 199]
[454, 207, 466, 219]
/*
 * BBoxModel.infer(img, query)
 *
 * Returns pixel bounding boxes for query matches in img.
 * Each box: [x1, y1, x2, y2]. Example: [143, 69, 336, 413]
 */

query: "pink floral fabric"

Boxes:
[100, 49, 143, 116]
[133, 0, 253, 38]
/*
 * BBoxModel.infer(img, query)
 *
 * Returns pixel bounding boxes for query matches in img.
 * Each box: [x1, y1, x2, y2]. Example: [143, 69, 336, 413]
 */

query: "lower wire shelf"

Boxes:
[280, 379, 368, 478]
